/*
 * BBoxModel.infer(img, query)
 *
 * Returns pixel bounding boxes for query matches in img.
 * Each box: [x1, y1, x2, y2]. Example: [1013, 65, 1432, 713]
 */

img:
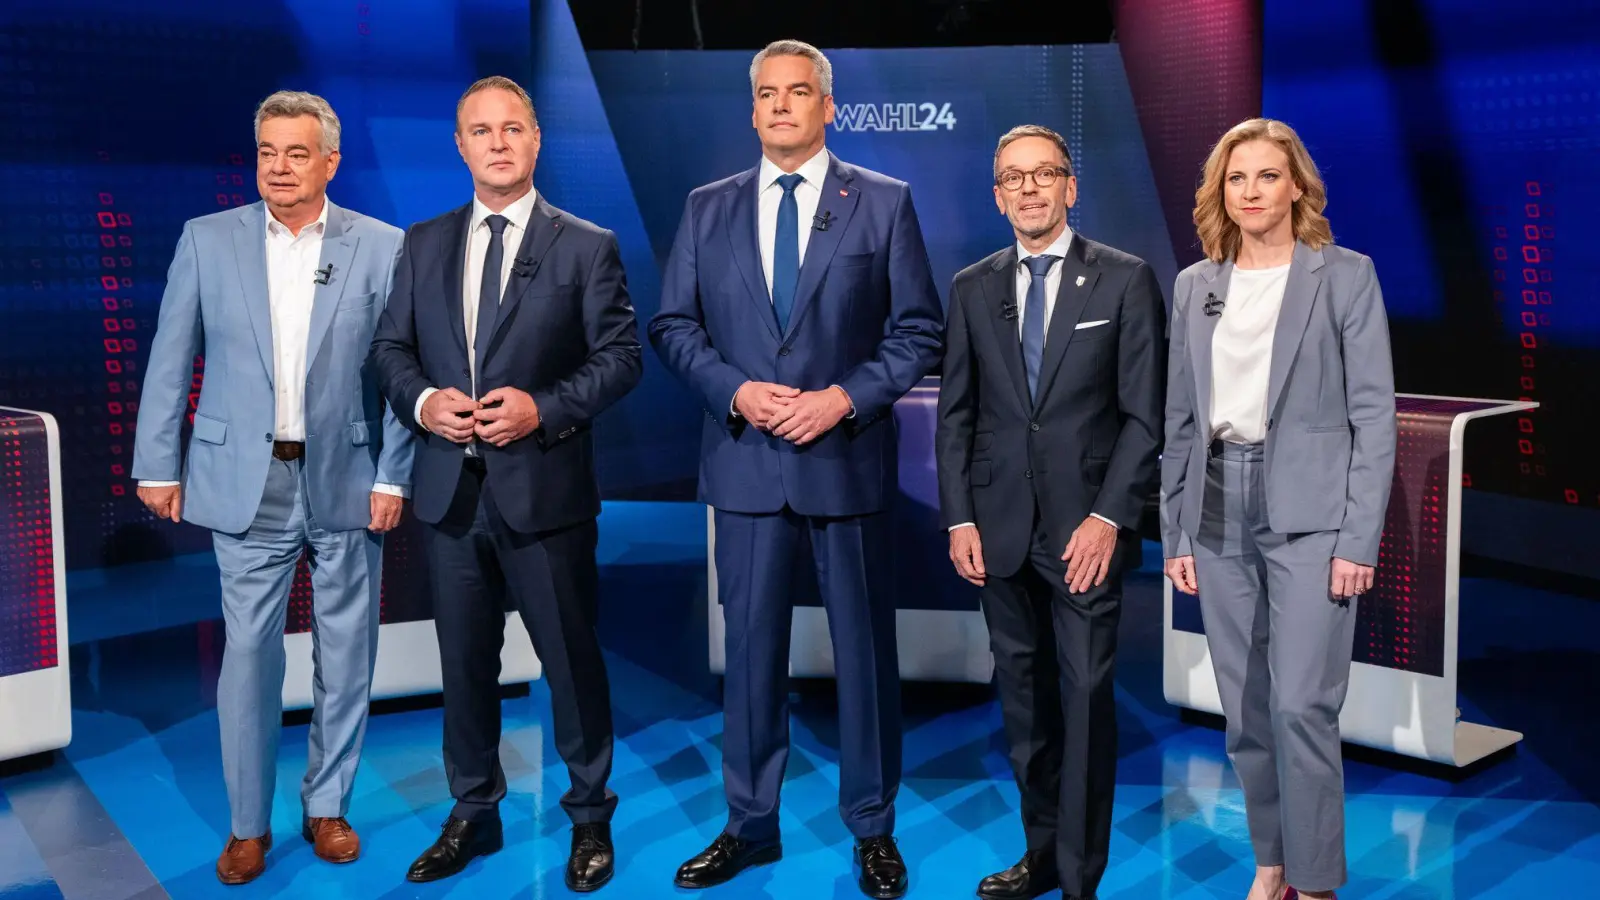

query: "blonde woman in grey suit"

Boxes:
[1160, 118, 1396, 900]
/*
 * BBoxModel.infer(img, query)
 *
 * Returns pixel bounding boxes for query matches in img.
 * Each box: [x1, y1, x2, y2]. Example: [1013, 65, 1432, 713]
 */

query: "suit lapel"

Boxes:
[981, 248, 1031, 412]
[443, 205, 471, 366]
[1032, 236, 1100, 410]
[482, 195, 564, 373]
[303, 202, 357, 377]
[1190, 258, 1231, 433]
[231, 204, 275, 388]
[785, 153, 860, 337]
[725, 168, 781, 341]
[1267, 242, 1325, 416]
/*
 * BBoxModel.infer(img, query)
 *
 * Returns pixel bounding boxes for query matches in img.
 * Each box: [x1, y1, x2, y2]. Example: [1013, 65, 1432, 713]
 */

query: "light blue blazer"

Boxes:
[132, 201, 413, 534]
[1161, 241, 1397, 566]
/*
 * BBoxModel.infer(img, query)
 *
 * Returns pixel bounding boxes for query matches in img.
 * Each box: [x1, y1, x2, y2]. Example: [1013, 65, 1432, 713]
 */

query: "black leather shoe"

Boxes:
[566, 823, 615, 892]
[977, 849, 1059, 900]
[854, 836, 908, 899]
[405, 816, 504, 883]
[673, 833, 783, 889]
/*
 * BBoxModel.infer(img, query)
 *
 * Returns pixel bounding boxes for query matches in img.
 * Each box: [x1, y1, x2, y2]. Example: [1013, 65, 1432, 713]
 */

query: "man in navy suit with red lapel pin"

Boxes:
[649, 39, 943, 900]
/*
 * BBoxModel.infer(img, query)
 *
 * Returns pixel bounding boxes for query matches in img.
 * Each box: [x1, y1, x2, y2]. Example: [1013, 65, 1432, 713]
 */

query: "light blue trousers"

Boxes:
[211, 457, 382, 838]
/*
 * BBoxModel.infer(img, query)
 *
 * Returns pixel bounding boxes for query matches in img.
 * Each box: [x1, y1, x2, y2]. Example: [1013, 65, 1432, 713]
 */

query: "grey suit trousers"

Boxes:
[1192, 441, 1356, 892]
[212, 457, 383, 838]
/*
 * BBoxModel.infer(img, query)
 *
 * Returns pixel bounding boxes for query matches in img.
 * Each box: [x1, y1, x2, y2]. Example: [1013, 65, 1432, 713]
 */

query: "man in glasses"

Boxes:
[933, 125, 1164, 900]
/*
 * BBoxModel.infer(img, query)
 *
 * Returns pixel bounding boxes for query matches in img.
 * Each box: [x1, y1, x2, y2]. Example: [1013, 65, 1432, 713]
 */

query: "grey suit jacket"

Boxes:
[1160, 241, 1396, 566]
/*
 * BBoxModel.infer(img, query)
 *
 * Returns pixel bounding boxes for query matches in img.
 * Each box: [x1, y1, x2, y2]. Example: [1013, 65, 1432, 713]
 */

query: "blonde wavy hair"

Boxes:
[1193, 118, 1332, 263]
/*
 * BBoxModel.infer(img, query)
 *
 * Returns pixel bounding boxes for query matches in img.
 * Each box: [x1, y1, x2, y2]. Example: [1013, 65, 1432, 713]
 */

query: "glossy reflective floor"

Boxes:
[3, 501, 1598, 899]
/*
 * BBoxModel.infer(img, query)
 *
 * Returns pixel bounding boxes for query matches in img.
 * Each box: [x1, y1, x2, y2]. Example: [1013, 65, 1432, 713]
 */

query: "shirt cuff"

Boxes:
[948, 522, 975, 532]
[414, 387, 439, 426]
[138, 481, 180, 488]
[1090, 513, 1119, 529]
[372, 483, 410, 499]
[831, 384, 856, 418]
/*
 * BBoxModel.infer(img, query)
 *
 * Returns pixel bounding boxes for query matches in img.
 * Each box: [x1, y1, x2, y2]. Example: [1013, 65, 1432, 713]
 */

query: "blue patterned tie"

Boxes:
[771, 173, 804, 332]
[1021, 254, 1058, 401]
[474, 214, 510, 380]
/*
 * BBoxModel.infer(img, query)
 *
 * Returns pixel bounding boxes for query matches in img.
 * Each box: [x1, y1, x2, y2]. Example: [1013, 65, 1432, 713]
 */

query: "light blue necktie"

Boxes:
[1022, 254, 1058, 400]
[771, 173, 804, 332]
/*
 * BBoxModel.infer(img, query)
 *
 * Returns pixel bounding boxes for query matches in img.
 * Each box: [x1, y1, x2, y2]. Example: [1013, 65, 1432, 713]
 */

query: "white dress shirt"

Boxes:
[951, 227, 1116, 532]
[414, 189, 539, 455]
[757, 148, 830, 297]
[1210, 262, 1291, 443]
[265, 201, 327, 443]
[142, 202, 404, 497]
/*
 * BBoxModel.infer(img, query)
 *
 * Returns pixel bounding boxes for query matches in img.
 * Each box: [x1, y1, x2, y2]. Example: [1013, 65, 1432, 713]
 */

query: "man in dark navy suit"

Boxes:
[649, 39, 943, 900]
[936, 125, 1164, 900]
[369, 76, 641, 891]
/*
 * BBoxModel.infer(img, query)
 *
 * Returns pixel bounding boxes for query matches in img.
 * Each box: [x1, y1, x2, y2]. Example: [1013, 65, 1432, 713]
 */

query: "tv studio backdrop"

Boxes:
[1, 0, 1597, 766]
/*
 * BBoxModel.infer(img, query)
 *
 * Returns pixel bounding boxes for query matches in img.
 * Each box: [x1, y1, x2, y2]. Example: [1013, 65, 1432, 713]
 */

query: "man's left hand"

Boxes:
[473, 387, 541, 447]
[368, 492, 404, 533]
[767, 387, 852, 445]
[1061, 516, 1118, 594]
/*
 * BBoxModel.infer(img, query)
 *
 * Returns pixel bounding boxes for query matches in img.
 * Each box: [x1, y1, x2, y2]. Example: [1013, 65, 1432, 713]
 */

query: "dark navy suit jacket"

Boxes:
[648, 152, 943, 517]
[369, 195, 642, 533]
[935, 236, 1166, 578]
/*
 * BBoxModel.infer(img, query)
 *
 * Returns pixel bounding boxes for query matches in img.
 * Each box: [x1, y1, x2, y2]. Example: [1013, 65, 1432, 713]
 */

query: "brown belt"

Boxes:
[272, 440, 305, 461]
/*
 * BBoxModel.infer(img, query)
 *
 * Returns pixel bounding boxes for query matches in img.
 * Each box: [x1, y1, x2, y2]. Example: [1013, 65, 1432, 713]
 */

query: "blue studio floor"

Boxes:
[3, 500, 1599, 899]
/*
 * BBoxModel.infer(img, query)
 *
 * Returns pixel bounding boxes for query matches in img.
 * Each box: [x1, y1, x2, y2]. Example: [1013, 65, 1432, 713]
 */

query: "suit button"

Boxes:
[1025, 469, 1033, 479]
[264, 433, 272, 442]
[1030, 422, 1040, 432]
[462, 368, 470, 377]
[778, 347, 791, 356]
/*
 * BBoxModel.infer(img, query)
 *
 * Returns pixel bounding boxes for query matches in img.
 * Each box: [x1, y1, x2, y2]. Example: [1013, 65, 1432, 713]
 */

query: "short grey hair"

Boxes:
[254, 90, 341, 154]
[749, 39, 833, 97]
[993, 124, 1074, 181]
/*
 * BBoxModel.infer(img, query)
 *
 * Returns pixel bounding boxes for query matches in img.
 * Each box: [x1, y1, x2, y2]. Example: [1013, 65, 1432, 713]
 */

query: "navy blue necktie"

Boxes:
[474, 214, 509, 380]
[1021, 254, 1058, 400]
[771, 173, 804, 332]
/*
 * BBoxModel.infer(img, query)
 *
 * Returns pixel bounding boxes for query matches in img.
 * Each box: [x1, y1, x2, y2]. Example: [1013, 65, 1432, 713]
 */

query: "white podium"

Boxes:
[1164, 394, 1535, 765]
[0, 407, 72, 761]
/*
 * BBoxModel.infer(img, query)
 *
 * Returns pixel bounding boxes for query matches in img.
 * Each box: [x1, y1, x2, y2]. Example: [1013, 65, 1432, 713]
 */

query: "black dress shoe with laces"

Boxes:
[566, 823, 615, 892]
[673, 832, 783, 889]
[977, 849, 1059, 900]
[854, 835, 908, 899]
[405, 816, 504, 883]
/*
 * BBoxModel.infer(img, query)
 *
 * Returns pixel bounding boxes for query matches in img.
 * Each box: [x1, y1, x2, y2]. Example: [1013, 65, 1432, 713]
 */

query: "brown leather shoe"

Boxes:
[216, 833, 272, 885]
[303, 816, 361, 864]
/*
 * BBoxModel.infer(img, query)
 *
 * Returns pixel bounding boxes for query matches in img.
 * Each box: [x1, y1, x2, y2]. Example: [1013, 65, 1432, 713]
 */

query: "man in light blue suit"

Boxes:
[131, 91, 412, 885]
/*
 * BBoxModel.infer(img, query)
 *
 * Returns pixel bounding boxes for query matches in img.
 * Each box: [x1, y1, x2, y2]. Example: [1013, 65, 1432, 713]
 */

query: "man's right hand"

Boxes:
[422, 388, 480, 443]
[1165, 555, 1198, 595]
[733, 381, 801, 430]
[949, 525, 987, 586]
[137, 484, 183, 523]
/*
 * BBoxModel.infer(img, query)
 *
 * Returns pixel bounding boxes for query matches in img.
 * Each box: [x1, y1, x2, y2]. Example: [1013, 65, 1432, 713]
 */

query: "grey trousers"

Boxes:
[212, 457, 383, 838]
[1191, 441, 1356, 892]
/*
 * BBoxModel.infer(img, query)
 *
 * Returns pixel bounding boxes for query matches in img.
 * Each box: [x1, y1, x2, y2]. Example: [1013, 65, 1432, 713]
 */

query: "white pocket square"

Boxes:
[1075, 319, 1111, 330]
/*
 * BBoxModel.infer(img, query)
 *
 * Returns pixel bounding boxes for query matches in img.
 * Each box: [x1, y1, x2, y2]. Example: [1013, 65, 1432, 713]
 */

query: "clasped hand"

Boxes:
[734, 382, 851, 446]
[421, 387, 541, 448]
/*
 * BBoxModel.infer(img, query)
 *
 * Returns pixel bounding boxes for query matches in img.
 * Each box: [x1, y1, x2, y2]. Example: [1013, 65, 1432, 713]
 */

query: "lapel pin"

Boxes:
[839, 189, 849, 197]
[1076, 275, 1086, 287]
